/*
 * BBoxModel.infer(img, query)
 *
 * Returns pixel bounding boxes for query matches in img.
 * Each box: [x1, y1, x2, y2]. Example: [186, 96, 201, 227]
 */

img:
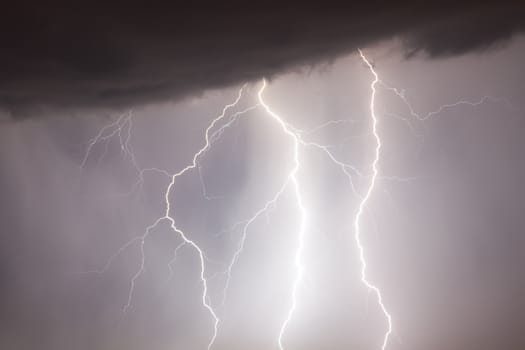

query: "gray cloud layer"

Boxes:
[1, 1, 523, 115]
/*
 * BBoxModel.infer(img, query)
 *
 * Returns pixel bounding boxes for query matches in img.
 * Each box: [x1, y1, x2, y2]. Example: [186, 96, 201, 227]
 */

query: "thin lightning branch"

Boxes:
[209, 104, 259, 143]
[298, 118, 362, 136]
[291, 121, 368, 180]
[116, 167, 172, 199]
[257, 79, 308, 350]
[75, 236, 142, 275]
[120, 110, 141, 173]
[298, 138, 363, 196]
[381, 111, 424, 143]
[80, 112, 132, 170]
[221, 178, 290, 307]
[80, 113, 124, 169]
[379, 80, 517, 122]
[211, 219, 250, 239]
[374, 77, 518, 153]
[357, 49, 392, 350]
[80, 110, 173, 200]
[165, 241, 187, 283]
[198, 104, 260, 200]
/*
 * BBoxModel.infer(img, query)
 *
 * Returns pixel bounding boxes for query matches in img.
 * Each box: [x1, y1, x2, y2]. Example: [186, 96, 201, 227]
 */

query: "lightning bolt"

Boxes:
[257, 79, 308, 350]
[351, 50, 517, 350]
[356, 49, 392, 350]
[80, 85, 259, 350]
[122, 85, 258, 350]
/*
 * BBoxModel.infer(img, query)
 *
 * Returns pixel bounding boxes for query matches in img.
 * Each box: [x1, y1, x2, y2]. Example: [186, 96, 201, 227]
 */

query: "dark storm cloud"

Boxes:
[1, 1, 523, 115]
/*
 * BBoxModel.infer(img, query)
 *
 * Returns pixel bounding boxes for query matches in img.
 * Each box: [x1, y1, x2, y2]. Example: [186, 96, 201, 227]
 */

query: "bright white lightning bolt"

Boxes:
[356, 49, 392, 350]
[257, 79, 308, 350]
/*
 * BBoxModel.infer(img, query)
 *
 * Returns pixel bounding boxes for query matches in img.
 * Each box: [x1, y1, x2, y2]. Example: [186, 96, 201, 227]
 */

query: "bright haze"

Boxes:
[1, 2, 524, 350]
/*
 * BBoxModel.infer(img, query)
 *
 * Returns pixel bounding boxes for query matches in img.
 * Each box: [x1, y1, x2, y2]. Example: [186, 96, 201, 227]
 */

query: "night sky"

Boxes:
[1, 2, 525, 350]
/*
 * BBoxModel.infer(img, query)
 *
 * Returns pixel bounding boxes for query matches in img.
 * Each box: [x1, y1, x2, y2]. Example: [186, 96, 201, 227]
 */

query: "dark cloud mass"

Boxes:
[1, 1, 524, 115]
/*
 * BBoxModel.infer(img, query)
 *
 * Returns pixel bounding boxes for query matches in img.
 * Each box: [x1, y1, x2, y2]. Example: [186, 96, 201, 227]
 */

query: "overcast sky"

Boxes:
[1, 3, 525, 350]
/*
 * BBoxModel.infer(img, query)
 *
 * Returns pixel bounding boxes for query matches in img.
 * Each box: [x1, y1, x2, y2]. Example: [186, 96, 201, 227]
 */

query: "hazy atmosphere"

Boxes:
[1, 2, 524, 350]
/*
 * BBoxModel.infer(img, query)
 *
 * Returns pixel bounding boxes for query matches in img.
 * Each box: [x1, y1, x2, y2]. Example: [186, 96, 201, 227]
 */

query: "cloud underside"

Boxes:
[1, 1, 523, 115]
